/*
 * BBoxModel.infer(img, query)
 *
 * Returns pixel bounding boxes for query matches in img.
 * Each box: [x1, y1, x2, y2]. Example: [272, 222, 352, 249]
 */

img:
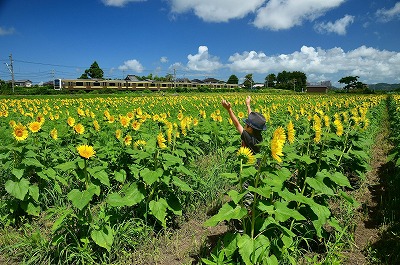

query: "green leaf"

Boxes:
[305, 177, 334, 196]
[162, 153, 182, 168]
[55, 161, 77, 171]
[91, 225, 114, 252]
[106, 183, 145, 207]
[237, 234, 253, 265]
[5, 178, 30, 200]
[22, 157, 44, 168]
[328, 171, 352, 188]
[114, 169, 126, 183]
[340, 191, 359, 207]
[12, 168, 24, 180]
[21, 201, 40, 216]
[172, 176, 193, 192]
[141, 168, 163, 186]
[228, 190, 246, 205]
[89, 169, 110, 187]
[166, 193, 182, 216]
[204, 201, 247, 227]
[29, 185, 40, 202]
[273, 201, 306, 222]
[247, 186, 272, 199]
[67, 185, 97, 210]
[149, 198, 168, 228]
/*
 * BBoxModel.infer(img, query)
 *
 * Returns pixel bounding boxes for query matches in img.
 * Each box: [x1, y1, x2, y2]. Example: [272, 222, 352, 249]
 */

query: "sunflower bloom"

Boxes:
[157, 132, 167, 149]
[193, 118, 199, 126]
[120, 115, 130, 128]
[132, 120, 141, 131]
[271, 127, 286, 163]
[28, 121, 42, 133]
[9, 120, 16, 128]
[134, 140, 146, 150]
[313, 114, 322, 144]
[67, 117, 75, 127]
[124, 134, 132, 146]
[77, 145, 95, 159]
[238, 112, 245, 119]
[50, 128, 58, 140]
[93, 120, 100, 131]
[287, 120, 295, 144]
[237, 146, 255, 165]
[36, 114, 45, 125]
[13, 123, 29, 141]
[74, 123, 85, 134]
[334, 118, 343, 136]
[115, 129, 122, 139]
[177, 111, 184, 121]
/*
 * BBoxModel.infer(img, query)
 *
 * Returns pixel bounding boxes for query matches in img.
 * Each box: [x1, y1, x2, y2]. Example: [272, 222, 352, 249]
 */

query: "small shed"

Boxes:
[306, 85, 328, 93]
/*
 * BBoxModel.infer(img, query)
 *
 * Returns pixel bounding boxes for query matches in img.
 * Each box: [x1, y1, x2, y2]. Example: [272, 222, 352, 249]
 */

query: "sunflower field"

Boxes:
[0, 93, 391, 264]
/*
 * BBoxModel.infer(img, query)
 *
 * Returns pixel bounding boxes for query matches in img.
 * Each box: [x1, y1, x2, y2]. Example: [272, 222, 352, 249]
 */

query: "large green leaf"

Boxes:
[11, 168, 24, 180]
[106, 183, 145, 207]
[328, 171, 352, 188]
[237, 234, 253, 265]
[162, 153, 182, 168]
[91, 225, 114, 252]
[273, 201, 306, 222]
[141, 168, 163, 186]
[172, 176, 193, 192]
[67, 185, 97, 210]
[204, 201, 247, 227]
[114, 169, 126, 183]
[149, 198, 168, 227]
[88, 168, 110, 187]
[21, 201, 40, 216]
[29, 185, 39, 202]
[22, 157, 44, 168]
[5, 178, 30, 200]
[55, 161, 77, 171]
[305, 177, 334, 196]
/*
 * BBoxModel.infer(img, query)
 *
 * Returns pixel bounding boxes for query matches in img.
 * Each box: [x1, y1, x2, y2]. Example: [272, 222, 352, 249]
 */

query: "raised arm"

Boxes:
[245, 96, 252, 114]
[221, 99, 243, 134]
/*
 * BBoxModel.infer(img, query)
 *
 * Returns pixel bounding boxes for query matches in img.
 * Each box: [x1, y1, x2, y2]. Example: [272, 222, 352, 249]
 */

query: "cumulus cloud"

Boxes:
[227, 45, 400, 83]
[253, 0, 346, 30]
[314, 15, 354, 35]
[0, 26, 15, 36]
[118, 59, 144, 73]
[187, 46, 223, 72]
[376, 2, 400, 22]
[160, 56, 168, 63]
[102, 0, 146, 7]
[169, 0, 264, 22]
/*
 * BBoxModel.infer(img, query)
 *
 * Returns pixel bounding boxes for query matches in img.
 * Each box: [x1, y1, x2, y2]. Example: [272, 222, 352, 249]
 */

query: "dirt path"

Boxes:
[344, 106, 394, 264]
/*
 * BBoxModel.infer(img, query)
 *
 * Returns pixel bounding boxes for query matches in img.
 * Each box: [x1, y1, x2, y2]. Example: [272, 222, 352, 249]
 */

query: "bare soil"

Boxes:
[344, 110, 396, 264]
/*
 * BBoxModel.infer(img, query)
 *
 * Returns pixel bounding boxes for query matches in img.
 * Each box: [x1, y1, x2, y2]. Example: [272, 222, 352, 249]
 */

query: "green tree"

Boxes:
[265, 73, 276, 88]
[227, 74, 239, 84]
[338, 76, 368, 92]
[243, 74, 254, 89]
[79, 61, 104, 79]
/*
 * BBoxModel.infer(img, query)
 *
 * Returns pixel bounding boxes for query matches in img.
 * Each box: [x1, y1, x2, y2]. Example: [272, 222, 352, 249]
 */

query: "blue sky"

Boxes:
[0, 0, 399, 86]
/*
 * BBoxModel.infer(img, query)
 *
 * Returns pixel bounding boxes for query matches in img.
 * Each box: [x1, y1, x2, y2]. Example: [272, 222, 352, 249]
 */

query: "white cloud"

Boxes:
[169, 0, 265, 22]
[102, 0, 146, 7]
[314, 14, 354, 35]
[118, 59, 144, 73]
[227, 45, 400, 83]
[253, 0, 346, 30]
[376, 2, 400, 22]
[160, 56, 168, 63]
[187, 46, 223, 72]
[0, 26, 15, 36]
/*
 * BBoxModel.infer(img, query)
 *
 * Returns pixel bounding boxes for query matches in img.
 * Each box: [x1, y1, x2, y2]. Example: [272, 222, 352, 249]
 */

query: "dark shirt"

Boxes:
[241, 130, 262, 154]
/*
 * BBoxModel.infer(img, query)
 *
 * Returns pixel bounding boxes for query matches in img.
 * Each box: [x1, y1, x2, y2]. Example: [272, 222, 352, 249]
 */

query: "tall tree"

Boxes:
[227, 74, 239, 84]
[79, 61, 104, 79]
[243, 74, 254, 89]
[338, 76, 368, 92]
[265, 73, 276, 88]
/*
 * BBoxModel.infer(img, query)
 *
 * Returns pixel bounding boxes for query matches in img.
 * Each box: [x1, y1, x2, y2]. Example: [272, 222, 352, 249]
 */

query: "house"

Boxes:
[306, 85, 328, 93]
[9, 80, 33, 87]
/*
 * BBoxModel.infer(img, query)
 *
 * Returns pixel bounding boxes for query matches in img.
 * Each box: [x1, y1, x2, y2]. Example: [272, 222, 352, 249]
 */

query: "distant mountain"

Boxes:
[368, 83, 400, 91]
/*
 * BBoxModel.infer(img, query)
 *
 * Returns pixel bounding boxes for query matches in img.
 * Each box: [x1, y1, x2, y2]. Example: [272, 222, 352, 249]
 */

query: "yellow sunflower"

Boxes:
[28, 121, 42, 133]
[13, 123, 29, 141]
[271, 127, 286, 163]
[120, 115, 130, 128]
[50, 128, 58, 140]
[238, 111, 245, 119]
[77, 145, 96, 159]
[134, 139, 146, 150]
[287, 120, 295, 144]
[74, 123, 85, 134]
[67, 117, 75, 127]
[124, 134, 132, 146]
[237, 146, 255, 165]
[93, 120, 100, 131]
[132, 120, 141, 131]
[115, 129, 122, 139]
[157, 132, 167, 149]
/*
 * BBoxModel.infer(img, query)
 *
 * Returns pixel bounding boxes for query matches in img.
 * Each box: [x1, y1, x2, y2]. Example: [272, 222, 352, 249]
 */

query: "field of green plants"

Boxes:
[0, 93, 399, 264]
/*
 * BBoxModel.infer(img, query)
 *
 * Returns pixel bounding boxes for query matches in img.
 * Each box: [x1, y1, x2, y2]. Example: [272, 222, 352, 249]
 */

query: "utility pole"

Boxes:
[5, 54, 15, 93]
[173, 68, 176, 89]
